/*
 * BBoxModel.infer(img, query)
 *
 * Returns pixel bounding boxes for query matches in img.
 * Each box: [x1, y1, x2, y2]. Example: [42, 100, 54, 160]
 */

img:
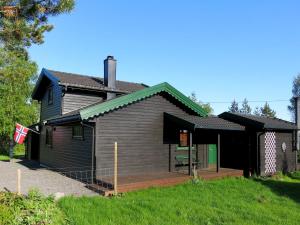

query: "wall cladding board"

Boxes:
[62, 92, 103, 114]
[40, 83, 62, 121]
[39, 124, 93, 171]
[95, 94, 197, 177]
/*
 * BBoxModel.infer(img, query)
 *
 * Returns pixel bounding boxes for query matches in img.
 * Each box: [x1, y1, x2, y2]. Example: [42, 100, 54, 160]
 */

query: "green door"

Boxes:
[208, 144, 217, 165]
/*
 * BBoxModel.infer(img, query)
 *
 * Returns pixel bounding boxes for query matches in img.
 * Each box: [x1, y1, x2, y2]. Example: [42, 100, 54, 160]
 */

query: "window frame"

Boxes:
[72, 125, 84, 140]
[179, 129, 189, 147]
[45, 127, 53, 147]
[48, 86, 53, 105]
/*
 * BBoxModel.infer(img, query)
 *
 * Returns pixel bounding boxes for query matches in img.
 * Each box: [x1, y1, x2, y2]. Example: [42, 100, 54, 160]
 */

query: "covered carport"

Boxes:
[164, 113, 247, 175]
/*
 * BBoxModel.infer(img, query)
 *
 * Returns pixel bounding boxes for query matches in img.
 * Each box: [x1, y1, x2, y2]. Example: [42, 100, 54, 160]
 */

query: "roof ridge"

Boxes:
[233, 112, 294, 123]
[46, 69, 146, 86]
[79, 82, 207, 120]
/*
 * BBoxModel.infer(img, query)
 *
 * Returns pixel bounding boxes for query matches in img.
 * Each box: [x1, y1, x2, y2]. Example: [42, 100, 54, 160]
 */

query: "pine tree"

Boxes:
[240, 98, 251, 114]
[0, 0, 75, 53]
[260, 102, 276, 118]
[228, 99, 239, 113]
[253, 107, 261, 116]
[288, 74, 300, 122]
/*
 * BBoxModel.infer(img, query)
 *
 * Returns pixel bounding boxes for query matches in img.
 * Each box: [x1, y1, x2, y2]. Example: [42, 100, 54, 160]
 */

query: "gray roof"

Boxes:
[48, 70, 147, 93]
[165, 113, 245, 131]
[219, 112, 297, 130]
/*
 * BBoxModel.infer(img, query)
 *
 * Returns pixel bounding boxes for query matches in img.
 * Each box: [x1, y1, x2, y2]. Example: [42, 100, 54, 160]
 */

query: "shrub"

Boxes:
[288, 171, 300, 180]
[0, 190, 67, 225]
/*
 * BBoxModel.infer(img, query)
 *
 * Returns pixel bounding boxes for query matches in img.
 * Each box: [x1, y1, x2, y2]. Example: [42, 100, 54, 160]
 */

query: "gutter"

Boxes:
[256, 132, 265, 176]
[46, 114, 81, 126]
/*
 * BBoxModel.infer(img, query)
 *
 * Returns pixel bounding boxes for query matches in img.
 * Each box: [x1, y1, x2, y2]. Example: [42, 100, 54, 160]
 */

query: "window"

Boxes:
[45, 127, 53, 147]
[48, 86, 53, 105]
[72, 125, 83, 139]
[179, 130, 188, 147]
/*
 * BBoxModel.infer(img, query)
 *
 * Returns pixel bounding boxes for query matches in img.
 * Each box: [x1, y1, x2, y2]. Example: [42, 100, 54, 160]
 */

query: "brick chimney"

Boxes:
[104, 56, 116, 100]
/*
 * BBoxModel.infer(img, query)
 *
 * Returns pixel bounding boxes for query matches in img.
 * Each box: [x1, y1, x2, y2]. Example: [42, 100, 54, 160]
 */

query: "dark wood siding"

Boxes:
[39, 124, 93, 171]
[40, 83, 62, 120]
[260, 132, 297, 175]
[95, 94, 197, 177]
[62, 93, 103, 114]
[198, 144, 209, 169]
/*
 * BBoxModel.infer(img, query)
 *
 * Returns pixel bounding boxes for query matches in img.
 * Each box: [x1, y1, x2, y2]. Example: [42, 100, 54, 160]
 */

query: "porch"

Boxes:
[164, 113, 247, 175]
[90, 168, 243, 196]
[90, 112, 247, 195]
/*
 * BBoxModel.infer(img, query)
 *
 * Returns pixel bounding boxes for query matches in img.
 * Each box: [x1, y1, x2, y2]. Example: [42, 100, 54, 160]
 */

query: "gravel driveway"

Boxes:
[0, 159, 97, 196]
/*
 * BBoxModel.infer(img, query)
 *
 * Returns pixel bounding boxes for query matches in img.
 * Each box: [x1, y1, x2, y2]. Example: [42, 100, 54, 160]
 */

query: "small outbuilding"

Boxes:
[219, 112, 298, 176]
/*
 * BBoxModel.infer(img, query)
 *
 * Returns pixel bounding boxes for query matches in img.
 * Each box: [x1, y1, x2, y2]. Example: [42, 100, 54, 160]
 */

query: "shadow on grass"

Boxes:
[254, 178, 300, 204]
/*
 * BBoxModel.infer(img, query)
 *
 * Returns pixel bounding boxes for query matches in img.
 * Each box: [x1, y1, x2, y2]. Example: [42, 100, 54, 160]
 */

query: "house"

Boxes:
[26, 56, 298, 191]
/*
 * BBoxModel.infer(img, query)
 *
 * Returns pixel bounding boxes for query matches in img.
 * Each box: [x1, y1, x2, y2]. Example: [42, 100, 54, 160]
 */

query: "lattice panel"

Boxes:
[264, 132, 276, 174]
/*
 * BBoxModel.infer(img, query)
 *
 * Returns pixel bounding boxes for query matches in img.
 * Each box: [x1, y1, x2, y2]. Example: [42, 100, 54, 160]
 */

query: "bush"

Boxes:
[0, 190, 67, 225]
[288, 171, 300, 180]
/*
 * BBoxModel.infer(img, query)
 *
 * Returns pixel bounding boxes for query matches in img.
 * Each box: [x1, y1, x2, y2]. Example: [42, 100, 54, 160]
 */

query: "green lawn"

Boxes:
[0, 151, 24, 161]
[0, 145, 25, 161]
[59, 173, 300, 225]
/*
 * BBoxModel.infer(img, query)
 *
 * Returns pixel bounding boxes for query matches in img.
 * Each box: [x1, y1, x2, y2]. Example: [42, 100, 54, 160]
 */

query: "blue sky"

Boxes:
[28, 0, 300, 121]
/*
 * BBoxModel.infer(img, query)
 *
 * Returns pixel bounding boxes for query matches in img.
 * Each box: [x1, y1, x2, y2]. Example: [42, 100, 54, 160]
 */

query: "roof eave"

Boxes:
[59, 82, 130, 94]
[46, 114, 81, 126]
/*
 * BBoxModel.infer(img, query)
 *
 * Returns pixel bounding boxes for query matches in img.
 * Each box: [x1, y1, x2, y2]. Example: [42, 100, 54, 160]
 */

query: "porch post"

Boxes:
[189, 132, 193, 175]
[169, 144, 172, 172]
[217, 133, 220, 173]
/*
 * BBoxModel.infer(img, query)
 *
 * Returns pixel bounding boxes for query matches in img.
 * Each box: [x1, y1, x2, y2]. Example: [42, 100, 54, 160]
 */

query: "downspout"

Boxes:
[256, 132, 265, 176]
[82, 122, 95, 184]
[294, 129, 298, 170]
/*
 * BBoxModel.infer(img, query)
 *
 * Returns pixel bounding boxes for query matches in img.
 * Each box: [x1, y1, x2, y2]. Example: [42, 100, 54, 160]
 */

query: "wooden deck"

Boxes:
[89, 168, 243, 196]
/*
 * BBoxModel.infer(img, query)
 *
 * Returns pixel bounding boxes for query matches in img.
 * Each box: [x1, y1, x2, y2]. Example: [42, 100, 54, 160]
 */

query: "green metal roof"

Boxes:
[80, 82, 207, 120]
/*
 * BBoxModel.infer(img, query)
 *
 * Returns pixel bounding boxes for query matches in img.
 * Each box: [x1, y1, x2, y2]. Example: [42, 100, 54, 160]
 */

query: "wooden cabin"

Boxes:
[26, 56, 298, 192]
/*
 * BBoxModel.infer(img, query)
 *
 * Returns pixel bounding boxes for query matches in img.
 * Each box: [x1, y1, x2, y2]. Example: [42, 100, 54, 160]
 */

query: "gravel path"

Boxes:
[0, 159, 97, 196]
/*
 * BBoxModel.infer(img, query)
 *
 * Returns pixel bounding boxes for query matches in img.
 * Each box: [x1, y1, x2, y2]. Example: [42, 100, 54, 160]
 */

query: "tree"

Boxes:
[0, 0, 74, 53]
[288, 74, 300, 122]
[240, 98, 251, 114]
[253, 107, 261, 116]
[0, 48, 38, 153]
[228, 99, 239, 113]
[189, 92, 214, 115]
[260, 102, 276, 118]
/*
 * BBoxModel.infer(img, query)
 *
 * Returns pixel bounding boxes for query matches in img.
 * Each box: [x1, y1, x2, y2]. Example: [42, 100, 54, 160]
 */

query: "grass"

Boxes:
[59, 173, 300, 225]
[0, 144, 25, 161]
[0, 151, 24, 161]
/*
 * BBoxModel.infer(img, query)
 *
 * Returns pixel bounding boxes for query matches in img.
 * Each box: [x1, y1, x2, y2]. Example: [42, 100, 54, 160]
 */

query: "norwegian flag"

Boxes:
[14, 123, 29, 144]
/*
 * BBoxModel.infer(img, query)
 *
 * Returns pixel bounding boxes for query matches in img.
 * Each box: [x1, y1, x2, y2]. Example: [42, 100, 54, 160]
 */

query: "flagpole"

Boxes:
[28, 128, 40, 135]
[9, 134, 14, 161]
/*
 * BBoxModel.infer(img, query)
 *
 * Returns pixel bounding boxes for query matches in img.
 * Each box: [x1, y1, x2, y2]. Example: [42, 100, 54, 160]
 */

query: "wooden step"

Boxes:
[86, 184, 114, 197]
